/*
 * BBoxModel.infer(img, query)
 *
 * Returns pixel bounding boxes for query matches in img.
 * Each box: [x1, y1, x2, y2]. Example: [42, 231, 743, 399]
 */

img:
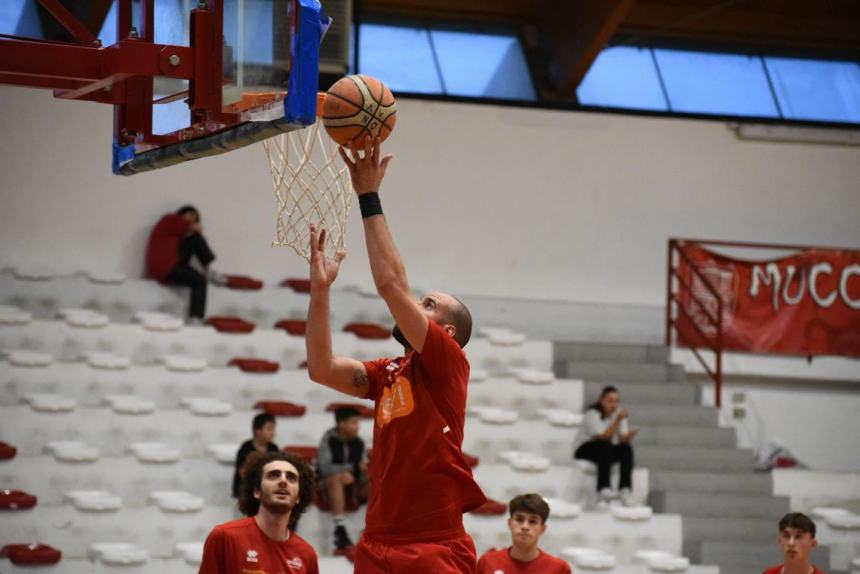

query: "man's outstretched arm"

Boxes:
[305, 225, 370, 398]
[339, 137, 429, 353]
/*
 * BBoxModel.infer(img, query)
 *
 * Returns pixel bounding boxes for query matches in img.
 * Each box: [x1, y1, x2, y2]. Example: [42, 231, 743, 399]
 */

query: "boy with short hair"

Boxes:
[763, 512, 824, 574]
[317, 406, 369, 553]
[476, 493, 572, 573]
[233, 413, 279, 498]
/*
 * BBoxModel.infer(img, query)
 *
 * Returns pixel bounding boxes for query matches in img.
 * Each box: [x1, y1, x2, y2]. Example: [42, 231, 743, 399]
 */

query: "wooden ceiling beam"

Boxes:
[543, 0, 638, 97]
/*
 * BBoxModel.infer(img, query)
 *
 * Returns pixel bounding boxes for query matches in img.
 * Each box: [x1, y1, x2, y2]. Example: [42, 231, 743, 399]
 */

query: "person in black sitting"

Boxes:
[233, 413, 279, 498]
[317, 406, 369, 554]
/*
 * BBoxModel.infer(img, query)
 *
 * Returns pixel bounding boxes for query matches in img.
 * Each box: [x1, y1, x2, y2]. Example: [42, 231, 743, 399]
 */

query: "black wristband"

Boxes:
[358, 192, 383, 219]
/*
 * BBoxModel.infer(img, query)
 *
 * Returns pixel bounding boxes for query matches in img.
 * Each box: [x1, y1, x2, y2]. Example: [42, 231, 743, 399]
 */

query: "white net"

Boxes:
[263, 120, 352, 261]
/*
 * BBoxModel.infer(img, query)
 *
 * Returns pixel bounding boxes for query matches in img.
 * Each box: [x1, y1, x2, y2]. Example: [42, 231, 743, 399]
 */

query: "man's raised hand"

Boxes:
[309, 224, 346, 290]
[338, 136, 394, 195]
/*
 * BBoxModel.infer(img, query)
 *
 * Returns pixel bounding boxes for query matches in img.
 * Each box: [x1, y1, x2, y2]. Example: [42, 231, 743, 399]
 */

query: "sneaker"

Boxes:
[187, 317, 204, 326]
[620, 488, 635, 507]
[599, 487, 618, 502]
[333, 525, 353, 550]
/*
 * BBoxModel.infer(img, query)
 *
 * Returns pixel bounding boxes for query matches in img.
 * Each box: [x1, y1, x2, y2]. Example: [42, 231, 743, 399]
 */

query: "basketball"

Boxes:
[322, 74, 397, 147]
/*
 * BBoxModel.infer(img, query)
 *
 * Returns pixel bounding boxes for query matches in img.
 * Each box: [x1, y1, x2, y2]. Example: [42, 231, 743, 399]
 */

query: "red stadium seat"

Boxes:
[225, 274, 263, 290]
[229, 358, 280, 374]
[463, 452, 479, 468]
[343, 322, 391, 340]
[281, 278, 311, 293]
[283, 445, 318, 464]
[254, 401, 306, 417]
[0, 441, 17, 460]
[0, 490, 37, 510]
[325, 402, 375, 419]
[1, 544, 62, 565]
[470, 498, 507, 515]
[275, 319, 307, 336]
[205, 316, 255, 334]
[298, 360, 308, 369]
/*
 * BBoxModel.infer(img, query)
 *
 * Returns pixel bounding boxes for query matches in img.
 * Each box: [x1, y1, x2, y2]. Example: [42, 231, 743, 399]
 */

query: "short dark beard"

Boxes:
[259, 491, 292, 515]
[392, 324, 410, 349]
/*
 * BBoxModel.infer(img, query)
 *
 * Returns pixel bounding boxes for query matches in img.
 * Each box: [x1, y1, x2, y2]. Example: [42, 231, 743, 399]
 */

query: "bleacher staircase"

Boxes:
[554, 341, 837, 574]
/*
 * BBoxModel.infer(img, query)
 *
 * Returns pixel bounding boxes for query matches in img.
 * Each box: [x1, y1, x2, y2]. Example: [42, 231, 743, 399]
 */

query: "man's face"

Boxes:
[255, 422, 276, 444]
[338, 416, 360, 440]
[779, 527, 817, 562]
[254, 460, 300, 515]
[180, 211, 199, 224]
[392, 292, 458, 347]
[507, 511, 546, 549]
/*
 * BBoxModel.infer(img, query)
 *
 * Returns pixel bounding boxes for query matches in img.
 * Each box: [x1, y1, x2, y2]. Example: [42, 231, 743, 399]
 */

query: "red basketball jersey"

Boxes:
[199, 517, 319, 574]
[763, 566, 825, 574]
[362, 320, 486, 543]
[477, 547, 572, 574]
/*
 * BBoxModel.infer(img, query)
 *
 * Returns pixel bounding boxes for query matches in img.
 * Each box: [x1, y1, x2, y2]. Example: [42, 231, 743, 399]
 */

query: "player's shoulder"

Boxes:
[211, 516, 256, 536]
[542, 551, 573, 572]
[477, 546, 509, 567]
[762, 566, 782, 574]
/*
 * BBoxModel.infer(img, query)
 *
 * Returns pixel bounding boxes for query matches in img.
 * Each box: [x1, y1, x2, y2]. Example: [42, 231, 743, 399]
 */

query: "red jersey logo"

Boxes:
[377, 375, 415, 427]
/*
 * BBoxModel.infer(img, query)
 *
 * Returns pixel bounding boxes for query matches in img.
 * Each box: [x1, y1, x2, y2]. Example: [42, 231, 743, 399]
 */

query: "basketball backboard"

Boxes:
[0, 0, 330, 174]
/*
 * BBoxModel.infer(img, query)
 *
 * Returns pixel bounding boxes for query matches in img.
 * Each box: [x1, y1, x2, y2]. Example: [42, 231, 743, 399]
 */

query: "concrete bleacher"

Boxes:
[0, 271, 727, 572]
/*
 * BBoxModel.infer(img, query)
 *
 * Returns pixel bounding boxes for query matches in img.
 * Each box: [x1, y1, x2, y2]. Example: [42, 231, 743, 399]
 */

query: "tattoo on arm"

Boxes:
[353, 370, 369, 391]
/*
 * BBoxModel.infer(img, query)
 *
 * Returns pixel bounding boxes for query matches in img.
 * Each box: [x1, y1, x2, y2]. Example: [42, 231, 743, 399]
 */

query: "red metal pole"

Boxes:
[716, 285, 724, 408]
[666, 239, 675, 347]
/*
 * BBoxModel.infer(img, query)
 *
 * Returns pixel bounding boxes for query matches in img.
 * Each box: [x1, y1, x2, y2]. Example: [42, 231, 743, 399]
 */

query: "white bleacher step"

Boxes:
[622, 404, 718, 427]
[583, 381, 699, 406]
[0, 406, 373, 458]
[544, 497, 583, 518]
[104, 395, 156, 414]
[87, 270, 127, 285]
[468, 376, 583, 416]
[7, 350, 52, 367]
[554, 341, 670, 365]
[149, 491, 205, 513]
[127, 442, 181, 463]
[562, 547, 617, 569]
[649, 470, 773, 496]
[164, 355, 206, 372]
[826, 512, 860, 529]
[513, 368, 555, 385]
[611, 504, 654, 521]
[0, 305, 32, 325]
[634, 425, 737, 449]
[65, 490, 122, 512]
[24, 392, 76, 412]
[180, 397, 232, 416]
[812, 507, 854, 520]
[0, 361, 345, 410]
[174, 542, 204, 566]
[636, 446, 756, 473]
[539, 408, 584, 427]
[650, 490, 790, 519]
[44, 441, 100, 462]
[84, 351, 131, 370]
[59, 308, 109, 328]
[206, 443, 240, 465]
[558, 360, 685, 383]
[500, 451, 551, 472]
[683, 516, 777, 543]
[12, 264, 55, 281]
[634, 550, 690, 572]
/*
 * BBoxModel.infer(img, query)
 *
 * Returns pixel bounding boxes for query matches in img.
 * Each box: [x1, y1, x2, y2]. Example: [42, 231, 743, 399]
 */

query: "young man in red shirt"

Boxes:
[306, 137, 486, 573]
[199, 451, 319, 574]
[762, 513, 824, 574]
[477, 494, 572, 574]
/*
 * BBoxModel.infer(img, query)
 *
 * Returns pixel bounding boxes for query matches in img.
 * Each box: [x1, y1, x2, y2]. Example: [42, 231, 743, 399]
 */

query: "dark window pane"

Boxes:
[765, 57, 860, 123]
[654, 49, 779, 117]
[577, 46, 668, 111]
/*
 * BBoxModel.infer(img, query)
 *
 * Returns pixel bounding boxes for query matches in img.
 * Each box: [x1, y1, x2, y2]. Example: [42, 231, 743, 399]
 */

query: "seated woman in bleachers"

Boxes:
[573, 385, 638, 506]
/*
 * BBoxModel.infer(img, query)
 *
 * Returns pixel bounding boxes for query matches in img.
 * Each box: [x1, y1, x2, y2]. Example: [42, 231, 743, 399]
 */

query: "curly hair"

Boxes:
[238, 451, 316, 530]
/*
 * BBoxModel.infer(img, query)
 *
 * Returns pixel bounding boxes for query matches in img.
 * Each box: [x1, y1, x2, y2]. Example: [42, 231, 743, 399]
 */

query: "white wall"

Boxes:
[1, 86, 859, 307]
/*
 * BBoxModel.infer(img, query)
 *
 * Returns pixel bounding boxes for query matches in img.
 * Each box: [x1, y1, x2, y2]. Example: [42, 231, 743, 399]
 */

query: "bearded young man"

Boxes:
[199, 452, 319, 574]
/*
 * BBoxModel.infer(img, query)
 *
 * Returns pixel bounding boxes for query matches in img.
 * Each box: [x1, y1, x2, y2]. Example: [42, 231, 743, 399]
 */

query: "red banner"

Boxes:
[675, 243, 860, 358]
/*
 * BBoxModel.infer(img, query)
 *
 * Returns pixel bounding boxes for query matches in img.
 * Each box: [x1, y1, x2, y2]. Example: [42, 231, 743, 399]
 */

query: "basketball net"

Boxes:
[263, 98, 352, 262]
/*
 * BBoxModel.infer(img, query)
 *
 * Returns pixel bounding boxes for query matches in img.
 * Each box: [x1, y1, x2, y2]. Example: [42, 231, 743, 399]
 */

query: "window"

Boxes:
[577, 46, 668, 111]
[654, 49, 779, 117]
[765, 57, 860, 123]
[358, 21, 535, 101]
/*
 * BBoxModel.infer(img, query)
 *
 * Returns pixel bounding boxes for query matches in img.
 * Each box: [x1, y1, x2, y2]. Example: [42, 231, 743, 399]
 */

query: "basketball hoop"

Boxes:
[263, 93, 353, 262]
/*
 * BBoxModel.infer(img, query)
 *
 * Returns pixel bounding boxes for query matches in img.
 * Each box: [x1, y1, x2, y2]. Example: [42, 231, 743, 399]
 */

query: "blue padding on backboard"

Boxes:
[112, 140, 136, 175]
[284, 0, 328, 125]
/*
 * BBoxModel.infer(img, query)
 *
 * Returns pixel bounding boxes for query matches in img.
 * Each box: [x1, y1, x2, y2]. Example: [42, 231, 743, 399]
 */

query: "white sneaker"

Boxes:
[599, 487, 617, 501]
[620, 488, 635, 507]
[187, 317, 204, 326]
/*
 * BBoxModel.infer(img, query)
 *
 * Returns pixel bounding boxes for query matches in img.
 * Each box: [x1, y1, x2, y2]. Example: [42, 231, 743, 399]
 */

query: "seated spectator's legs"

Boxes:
[575, 439, 614, 491]
[324, 471, 354, 516]
[614, 443, 634, 491]
[168, 264, 207, 319]
[178, 232, 216, 269]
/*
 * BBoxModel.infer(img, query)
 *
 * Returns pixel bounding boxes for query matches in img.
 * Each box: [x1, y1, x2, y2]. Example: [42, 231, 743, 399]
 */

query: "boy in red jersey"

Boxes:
[762, 513, 824, 574]
[477, 494, 572, 574]
[305, 137, 486, 573]
[199, 451, 319, 574]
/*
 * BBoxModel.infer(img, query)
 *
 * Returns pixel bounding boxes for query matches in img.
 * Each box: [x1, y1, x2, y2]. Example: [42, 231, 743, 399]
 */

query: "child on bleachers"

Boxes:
[233, 413, 279, 498]
[762, 513, 824, 574]
[317, 406, 369, 555]
[573, 385, 638, 506]
[476, 494, 571, 573]
[145, 205, 225, 322]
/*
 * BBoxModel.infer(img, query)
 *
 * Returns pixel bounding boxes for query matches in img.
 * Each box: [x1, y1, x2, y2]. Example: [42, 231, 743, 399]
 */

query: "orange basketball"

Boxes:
[322, 75, 397, 147]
